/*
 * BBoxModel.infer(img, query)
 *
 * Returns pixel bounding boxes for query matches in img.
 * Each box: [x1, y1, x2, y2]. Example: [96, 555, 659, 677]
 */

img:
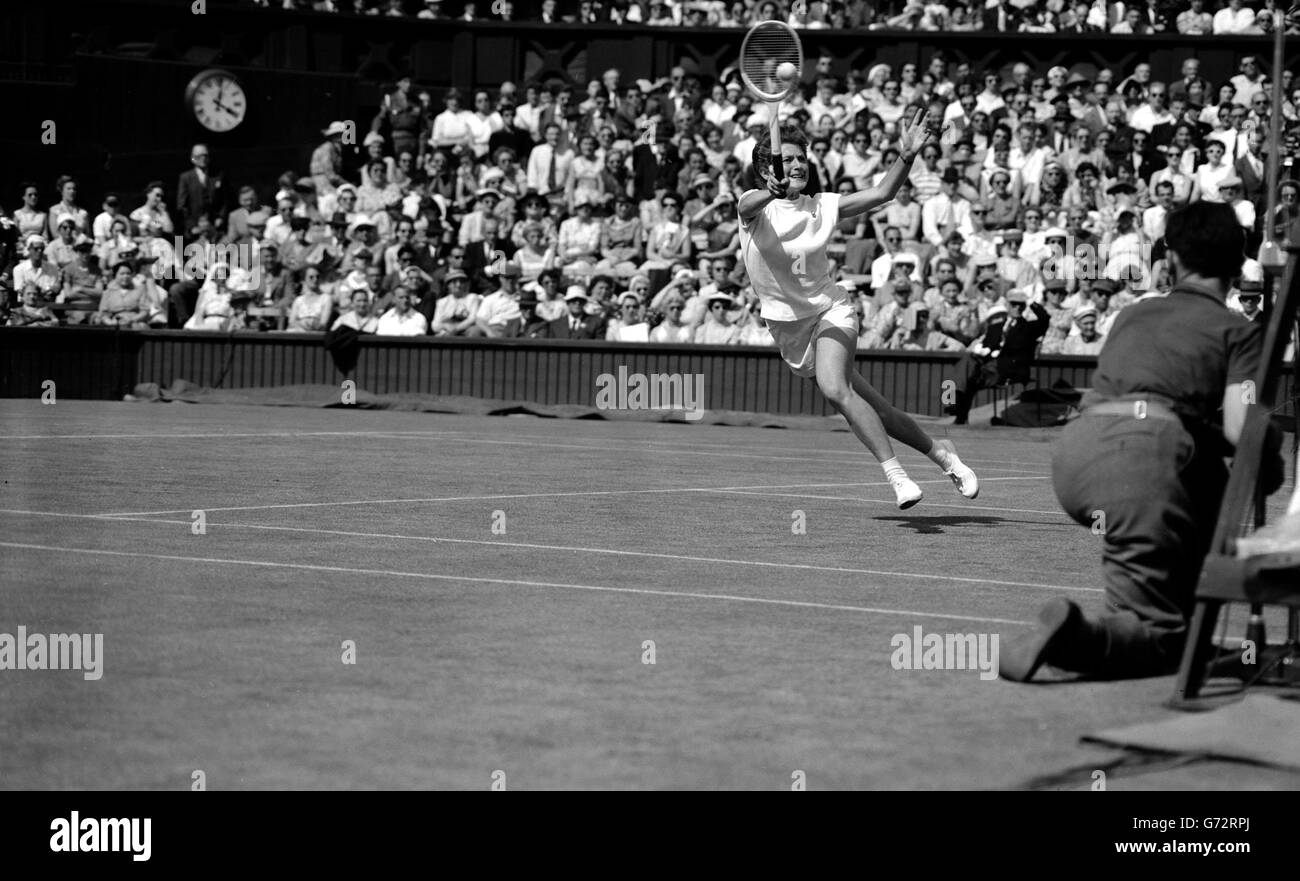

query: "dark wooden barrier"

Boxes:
[0, 326, 1101, 416]
[6, 328, 1295, 420]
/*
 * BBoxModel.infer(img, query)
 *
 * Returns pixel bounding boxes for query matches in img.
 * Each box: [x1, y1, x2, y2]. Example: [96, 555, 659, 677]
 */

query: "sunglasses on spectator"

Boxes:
[886, 236, 902, 243]
[971, 209, 987, 215]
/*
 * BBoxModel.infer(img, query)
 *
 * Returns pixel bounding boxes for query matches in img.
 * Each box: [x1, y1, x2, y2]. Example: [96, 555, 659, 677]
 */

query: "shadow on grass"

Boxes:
[875, 514, 1009, 534]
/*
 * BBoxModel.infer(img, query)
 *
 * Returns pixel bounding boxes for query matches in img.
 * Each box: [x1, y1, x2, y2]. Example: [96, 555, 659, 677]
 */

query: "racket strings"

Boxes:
[739, 24, 801, 101]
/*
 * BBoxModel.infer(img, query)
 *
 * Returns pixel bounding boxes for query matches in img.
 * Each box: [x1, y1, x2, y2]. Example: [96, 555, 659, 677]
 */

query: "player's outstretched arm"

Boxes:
[839, 109, 937, 219]
[737, 171, 791, 223]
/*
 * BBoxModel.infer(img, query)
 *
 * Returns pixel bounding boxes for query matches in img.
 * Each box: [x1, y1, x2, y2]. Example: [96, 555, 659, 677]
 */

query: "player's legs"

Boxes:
[813, 326, 895, 458]
[814, 326, 923, 508]
[849, 362, 980, 499]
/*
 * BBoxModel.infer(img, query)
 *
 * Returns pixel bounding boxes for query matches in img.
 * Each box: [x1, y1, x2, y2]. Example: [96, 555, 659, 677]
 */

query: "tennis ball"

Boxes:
[776, 62, 797, 81]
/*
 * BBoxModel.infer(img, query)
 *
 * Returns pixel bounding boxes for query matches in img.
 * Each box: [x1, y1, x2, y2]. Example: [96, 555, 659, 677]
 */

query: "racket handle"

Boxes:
[769, 113, 783, 181]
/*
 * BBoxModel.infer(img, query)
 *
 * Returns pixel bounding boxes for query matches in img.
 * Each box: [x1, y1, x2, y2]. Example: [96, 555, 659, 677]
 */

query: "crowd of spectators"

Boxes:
[3, 5, 1296, 364]
[248, 0, 1300, 35]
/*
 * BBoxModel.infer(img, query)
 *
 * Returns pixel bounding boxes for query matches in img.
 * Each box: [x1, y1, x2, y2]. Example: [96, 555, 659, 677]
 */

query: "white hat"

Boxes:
[322, 121, 350, 137]
[1073, 304, 1098, 322]
[363, 131, 385, 147]
[986, 303, 1009, 320]
[25, 234, 46, 248]
[564, 285, 589, 301]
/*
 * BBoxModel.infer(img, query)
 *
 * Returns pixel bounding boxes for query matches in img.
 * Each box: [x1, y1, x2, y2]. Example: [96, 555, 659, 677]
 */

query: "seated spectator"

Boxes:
[458, 188, 504, 248]
[184, 262, 242, 331]
[430, 270, 482, 335]
[596, 193, 645, 277]
[558, 193, 604, 274]
[948, 291, 1048, 423]
[331, 288, 380, 334]
[46, 218, 80, 270]
[649, 291, 694, 342]
[693, 289, 740, 344]
[375, 285, 429, 336]
[14, 183, 48, 250]
[515, 292, 551, 339]
[47, 175, 89, 238]
[473, 262, 524, 338]
[57, 235, 104, 324]
[861, 274, 915, 348]
[995, 230, 1036, 289]
[13, 235, 62, 305]
[929, 276, 979, 344]
[641, 191, 692, 271]
[7, 285, 57, 327]
[130, 182, 175, 240]
[605, 291, 651, 341]
[1038, 279, 1076, 354]
[463, 215, 517, 293]
[890, 303, 964, 351]
[550, 285, 603, 338]
[286, 265, 334, 332]
[1061, 303, 1106, 353]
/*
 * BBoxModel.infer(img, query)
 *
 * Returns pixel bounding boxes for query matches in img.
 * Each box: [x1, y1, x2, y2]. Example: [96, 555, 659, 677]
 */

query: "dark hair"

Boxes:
[1164, 202, 1246, 281]
[752, 124, 810, 179]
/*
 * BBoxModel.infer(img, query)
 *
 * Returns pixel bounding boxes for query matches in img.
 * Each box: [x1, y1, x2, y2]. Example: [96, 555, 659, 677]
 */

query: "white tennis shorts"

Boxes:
[763, 301, 859, 378]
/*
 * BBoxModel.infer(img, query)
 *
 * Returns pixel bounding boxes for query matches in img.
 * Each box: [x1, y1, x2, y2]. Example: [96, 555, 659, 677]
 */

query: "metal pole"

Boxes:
[1258, 9, 1288, 272]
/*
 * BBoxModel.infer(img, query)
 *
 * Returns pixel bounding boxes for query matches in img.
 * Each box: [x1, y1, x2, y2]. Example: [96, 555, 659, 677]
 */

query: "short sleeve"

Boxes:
[737, 189, 764, 232]
[1225, 319, 1263, 386]
[815, 191, 842, 228]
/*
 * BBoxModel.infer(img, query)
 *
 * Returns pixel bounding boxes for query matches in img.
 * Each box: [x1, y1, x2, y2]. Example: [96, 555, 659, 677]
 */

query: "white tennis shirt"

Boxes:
[738, 190, 846, 321]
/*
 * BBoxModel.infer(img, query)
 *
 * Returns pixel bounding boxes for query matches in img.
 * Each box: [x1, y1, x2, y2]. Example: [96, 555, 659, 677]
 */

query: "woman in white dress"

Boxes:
[737, 114, 978, 508]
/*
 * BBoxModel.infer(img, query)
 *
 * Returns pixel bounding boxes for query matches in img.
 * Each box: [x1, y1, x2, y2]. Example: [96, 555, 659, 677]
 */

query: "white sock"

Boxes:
[927, 442, 954, 471]
[881, 457, 908, 482]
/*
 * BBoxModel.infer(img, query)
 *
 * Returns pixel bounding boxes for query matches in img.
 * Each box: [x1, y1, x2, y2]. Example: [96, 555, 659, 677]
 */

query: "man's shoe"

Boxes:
[999, 598, 1084, 682]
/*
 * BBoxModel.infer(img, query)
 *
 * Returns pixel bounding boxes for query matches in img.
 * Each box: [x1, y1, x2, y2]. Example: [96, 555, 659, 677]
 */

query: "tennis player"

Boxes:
[738, 110, 979, 508]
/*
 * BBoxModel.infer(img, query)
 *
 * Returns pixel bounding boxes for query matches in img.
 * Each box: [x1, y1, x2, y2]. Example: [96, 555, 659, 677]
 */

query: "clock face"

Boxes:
[187, 70, 247, 133]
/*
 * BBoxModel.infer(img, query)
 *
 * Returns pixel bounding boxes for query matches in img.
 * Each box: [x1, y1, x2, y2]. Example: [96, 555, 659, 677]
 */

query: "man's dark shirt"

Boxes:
[1088, 280, 1263, 422]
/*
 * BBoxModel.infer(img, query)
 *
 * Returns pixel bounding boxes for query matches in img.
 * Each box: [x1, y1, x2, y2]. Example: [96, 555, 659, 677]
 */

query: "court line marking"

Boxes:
[83, 476, 1050, 518]
[0, 429, 465, 441]
[0, 424, 1054, 473]
[710, 489, 1070, 518]
[0, 541, 1033, 626]
[0, 511, 1095, 594]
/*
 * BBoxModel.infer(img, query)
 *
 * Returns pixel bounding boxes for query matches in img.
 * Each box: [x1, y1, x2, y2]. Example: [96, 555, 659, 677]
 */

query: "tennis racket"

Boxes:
[738, 20, 803, 182]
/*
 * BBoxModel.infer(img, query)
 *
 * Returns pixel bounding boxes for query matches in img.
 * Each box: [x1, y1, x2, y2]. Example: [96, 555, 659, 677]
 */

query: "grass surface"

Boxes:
[1, 399, 1296, 790]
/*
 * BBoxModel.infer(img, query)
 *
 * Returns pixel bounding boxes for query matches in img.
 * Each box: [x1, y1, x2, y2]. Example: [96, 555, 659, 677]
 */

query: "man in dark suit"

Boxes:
[949, 289, 1049, 424]
[548, 286, 603, 339]
[462, 215, 518, 294]
[176, 143, 225, 238]
[631, 122, 683, 204]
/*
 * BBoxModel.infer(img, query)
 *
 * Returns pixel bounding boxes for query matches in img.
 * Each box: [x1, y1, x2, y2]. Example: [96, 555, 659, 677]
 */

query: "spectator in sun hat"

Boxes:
[457, 187, 502, 248]
[1218, 174, 1257, 232]
[548, 285, 602, 339]
[1038, 277, 1077, 354]
[45, 216, 80, 270]
[1060, 303, 1105, 354]
[693, 286, 741, 345]
[312, 121, 350, 194]
[430, 269, 482, 335]
[1228, 276, 1265, 323]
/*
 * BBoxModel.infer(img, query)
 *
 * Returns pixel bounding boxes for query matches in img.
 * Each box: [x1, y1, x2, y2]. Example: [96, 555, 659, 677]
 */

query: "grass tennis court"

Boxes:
[1, 399, 1296, 790]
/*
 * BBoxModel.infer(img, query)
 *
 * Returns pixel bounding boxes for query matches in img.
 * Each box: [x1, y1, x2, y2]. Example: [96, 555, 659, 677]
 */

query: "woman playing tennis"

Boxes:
[738, 109, 979, 508]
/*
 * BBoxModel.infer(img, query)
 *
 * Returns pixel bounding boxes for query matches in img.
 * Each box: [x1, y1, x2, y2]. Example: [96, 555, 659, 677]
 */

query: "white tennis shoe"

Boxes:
[937, 440, 980, 499]
[890, 474, 924, 509]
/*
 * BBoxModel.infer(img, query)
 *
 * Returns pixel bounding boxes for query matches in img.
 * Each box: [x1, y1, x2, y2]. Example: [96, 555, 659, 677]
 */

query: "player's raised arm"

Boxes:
[737, 169, 790, 223]
[839, 110, 937, 219]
